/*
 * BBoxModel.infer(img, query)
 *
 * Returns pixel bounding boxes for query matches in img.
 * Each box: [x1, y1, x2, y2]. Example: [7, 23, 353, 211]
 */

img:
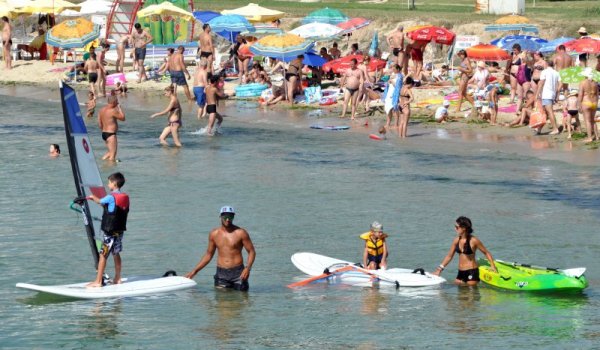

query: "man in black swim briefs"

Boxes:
[185, 206, 256, 292]
[198, 24, 215, 73]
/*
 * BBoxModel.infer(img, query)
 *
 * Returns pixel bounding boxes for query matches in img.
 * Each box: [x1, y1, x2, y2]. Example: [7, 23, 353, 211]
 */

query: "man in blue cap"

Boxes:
[185, 206, 256, 291]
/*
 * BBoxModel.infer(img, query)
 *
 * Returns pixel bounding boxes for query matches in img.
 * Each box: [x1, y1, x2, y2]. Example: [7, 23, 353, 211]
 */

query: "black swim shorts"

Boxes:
[214, 265, 249, 291]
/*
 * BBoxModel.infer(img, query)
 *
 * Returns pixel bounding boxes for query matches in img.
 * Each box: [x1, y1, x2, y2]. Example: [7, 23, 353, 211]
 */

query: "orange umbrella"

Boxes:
[495, 15, 529, 24]
[465, 44, 510, 61]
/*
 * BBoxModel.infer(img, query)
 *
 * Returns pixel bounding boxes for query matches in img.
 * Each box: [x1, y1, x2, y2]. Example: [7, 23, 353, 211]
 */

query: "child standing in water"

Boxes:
[204, 75, 229, 136]
[360, 221, 389, 270]
[86, 91, 96, 118]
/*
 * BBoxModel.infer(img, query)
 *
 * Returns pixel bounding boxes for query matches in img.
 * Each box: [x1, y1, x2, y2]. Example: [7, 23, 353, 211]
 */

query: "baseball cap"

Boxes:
[370, 221, 383, 232]
[220, 206, 235, 215]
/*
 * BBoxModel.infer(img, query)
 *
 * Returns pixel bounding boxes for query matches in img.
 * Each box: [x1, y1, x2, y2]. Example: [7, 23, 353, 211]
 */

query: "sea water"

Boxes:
[1, 87, 599, 348]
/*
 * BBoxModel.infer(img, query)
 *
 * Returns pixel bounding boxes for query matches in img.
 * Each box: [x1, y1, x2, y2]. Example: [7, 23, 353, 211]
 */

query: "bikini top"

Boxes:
[455, 236, 474, 255]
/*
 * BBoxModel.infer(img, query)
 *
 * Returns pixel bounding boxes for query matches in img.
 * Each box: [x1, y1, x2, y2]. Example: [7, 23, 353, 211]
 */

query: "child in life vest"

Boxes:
[360, 221, 389, 270]
[85, 172, 130, 287]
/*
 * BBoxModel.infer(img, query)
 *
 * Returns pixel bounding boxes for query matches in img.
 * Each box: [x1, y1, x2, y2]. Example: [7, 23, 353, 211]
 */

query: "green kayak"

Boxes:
[478, 259, 588, 292]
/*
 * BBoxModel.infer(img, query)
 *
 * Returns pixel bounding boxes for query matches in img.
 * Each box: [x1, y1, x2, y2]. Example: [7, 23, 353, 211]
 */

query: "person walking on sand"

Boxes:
[2, 16, 12, 70]
[99, 95, 125, 161]
[84, 53, 103, 99]
[204, 75, 229, 136]
[339, 58, 366, 120]
[553, 45, 573, 94]
[131, 23, 153, 83]
[193, 58, 209, 119]
[150, 86, 183, 147]
[85, 172, 130, 288]
[534, 60, 561, 135]
[455, 50, 473, 113]
[185, 206, 256, 292]
[168, 45, 193, 101]
[116, 34, 130, 73]
[432, 216, 497, 286]
[386, 25, 404, 67]
[198, 24, 215, 74]
[399, 76, 414, 138]
[578, 67, 599, 143]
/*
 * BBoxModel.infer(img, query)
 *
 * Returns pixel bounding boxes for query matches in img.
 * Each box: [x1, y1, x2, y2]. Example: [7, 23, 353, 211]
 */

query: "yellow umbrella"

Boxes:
[495, 15, 529, 24]
[405, 24, 431, 33]
[0, 1, 17, 18]
[137, 2, 194, 22]
[221, 3, 285, 23]
[14, 0, 81, 15]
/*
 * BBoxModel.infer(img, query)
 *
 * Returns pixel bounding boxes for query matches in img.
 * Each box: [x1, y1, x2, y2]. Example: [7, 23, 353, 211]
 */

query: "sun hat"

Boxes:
[220, 206, 235, 215]
[578, 27, 587, 34]
[370, 221, 383, 232]
[443, 100, 450, 107]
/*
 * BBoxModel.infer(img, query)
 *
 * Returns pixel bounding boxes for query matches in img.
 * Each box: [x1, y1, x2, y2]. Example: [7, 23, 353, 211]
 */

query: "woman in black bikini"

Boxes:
[150, 86, 182, 147]
[432, 216, 497, 286]
[286, 55, 303, 104]
[399, 77, 414, 138]
[530, 51, 547, 96]
[455, 50, 473, 113]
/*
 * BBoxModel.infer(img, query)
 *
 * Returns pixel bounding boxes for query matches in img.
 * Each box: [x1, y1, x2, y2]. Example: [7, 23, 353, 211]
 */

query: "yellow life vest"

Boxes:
[360, 232, 387, 257]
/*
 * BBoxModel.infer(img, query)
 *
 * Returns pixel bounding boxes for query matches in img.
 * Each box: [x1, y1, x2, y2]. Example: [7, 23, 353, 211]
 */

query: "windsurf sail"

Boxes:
[60, 81, 106, 269]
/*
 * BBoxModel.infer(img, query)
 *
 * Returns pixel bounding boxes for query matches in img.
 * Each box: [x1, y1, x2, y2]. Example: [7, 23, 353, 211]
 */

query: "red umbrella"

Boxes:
[407, 25, 455, 45]
[465, 44, 510, 61]
[336, 17, 371, 35]
[322, 54, 386, 74]
[563, 38, 600, 54]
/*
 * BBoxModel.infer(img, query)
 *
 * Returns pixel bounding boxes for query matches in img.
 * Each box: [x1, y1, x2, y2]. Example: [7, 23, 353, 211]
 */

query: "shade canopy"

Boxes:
[221, 3, 284, 23]
[249, 33, 314, 60]
[302, 7, 348, 25]
[46, 17, 99, 48]
[137, 2, 194, 22]
[465, 44, 511, 61]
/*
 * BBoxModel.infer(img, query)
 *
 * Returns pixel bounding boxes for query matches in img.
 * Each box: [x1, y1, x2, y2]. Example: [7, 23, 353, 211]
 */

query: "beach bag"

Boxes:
[516, 64, 530, 85]
[304, 86, 322, 105]
[529, 101, 547, 129]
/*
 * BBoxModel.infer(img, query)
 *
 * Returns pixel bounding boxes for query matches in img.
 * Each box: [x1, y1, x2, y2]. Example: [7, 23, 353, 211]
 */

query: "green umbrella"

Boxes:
[302, 7, 348, 25]
[559, 66, 600, 84]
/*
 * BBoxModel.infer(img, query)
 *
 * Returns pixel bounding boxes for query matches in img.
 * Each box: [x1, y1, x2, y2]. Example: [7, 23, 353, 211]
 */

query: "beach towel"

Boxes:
[304, 86, 322, 105]
[382, 74, 403, 114]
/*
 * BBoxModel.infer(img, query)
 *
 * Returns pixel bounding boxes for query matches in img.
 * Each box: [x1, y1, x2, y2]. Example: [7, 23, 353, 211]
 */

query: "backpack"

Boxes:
[516, 64, 531, 85]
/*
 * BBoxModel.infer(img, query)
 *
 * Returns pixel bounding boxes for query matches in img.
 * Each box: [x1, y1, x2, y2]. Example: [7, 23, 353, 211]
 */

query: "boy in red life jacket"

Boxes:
[87, 172, 130, 287]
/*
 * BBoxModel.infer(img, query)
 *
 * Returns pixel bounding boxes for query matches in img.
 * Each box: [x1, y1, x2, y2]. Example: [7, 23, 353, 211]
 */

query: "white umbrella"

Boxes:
[61, 0, 111, 16]
[289, 22, 342, 41]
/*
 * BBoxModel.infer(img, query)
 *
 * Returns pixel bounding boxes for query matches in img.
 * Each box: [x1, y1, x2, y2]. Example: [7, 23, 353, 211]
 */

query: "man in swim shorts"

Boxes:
[131, 23, 153, 83]
[339, 58, 366, 120]
[198, 24, 214, 74]
[185, 206, 256, 292]
[98, 95, 126, 161]
[168, 45, 193, 101]
[84, 53, 103, 96]
[386, 24, 404, 67]
[193, 58, 209, 119]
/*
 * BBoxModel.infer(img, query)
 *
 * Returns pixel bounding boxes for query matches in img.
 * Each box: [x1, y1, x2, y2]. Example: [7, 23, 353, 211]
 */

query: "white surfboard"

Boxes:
[291, 252, 446, 288]
[16, 275, 197, 299]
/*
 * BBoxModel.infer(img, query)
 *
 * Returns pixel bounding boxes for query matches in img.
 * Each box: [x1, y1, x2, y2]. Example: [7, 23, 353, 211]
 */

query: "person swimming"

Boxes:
[49, 144, 60, 157]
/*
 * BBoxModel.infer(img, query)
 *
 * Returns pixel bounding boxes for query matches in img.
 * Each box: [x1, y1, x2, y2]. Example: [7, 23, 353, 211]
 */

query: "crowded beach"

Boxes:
[2, 1, 600, 145]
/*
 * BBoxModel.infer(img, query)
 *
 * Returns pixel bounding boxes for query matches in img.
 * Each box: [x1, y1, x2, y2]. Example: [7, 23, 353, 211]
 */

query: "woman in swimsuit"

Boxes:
[384, 64, 402, 128]
[150, 86, 182, 147]
[234, 35, 249, 84]
[578, 69, 599, 142]
[399, 76, 414, 138]
[455, 50, 473, 113]
[530, 51, 547, 96]
[508, 44, 522, 104]
[286, 55, 303, 104]
[432, 216, 497, 286]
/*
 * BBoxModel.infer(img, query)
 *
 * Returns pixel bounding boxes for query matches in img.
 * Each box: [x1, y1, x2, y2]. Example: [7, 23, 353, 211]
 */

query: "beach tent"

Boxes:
[221, 3, 284, 23]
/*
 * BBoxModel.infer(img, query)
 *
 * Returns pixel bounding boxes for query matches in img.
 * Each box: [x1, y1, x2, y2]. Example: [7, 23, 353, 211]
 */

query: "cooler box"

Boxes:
[106, 73, 126, 86]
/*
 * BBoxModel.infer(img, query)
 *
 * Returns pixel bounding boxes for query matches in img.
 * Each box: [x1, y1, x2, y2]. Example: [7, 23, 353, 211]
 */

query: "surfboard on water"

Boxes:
[290, 252, 446, 288]
[15, 82, 197, 299]
[310, 125, 350, 130]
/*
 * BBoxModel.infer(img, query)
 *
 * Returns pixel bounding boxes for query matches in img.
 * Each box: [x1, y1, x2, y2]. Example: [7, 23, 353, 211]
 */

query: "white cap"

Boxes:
[582, 67, 594, 79]
[220, 206, 235, 215]
[370, 221, 383, 232]
[443, 100, 450, 106]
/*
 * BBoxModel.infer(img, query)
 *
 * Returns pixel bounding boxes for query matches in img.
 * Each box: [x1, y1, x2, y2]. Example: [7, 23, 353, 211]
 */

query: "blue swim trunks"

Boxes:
[193, 86, 206, 107]
[170, 70, 187, 86]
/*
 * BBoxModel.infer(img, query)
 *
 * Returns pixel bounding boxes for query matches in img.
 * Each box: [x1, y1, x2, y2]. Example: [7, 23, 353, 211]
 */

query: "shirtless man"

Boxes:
[131, 23, 153, 83]
[386, 25, 404, 67]
[98, 95, 126, 161]
[169, 45, 193, 101]
[578, 68, 599, 142]
[408, 40, 427, 84]
[198, 24, 214, 74]
[185, 206, 256, 292]
[329, 42, 341, 59]
[553, 45, 573, 94]
[2, 16, 12, 69]
[97, 44, 110, 97]
[116, 34, 130, 73]
[84, 53, 104, 96]
[205, 75, 228, 136]
[193, 58, 209, 119]
[339, 58, 366, 120]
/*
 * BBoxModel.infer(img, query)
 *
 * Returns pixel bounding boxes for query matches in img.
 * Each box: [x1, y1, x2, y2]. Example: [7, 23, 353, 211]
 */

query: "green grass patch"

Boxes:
[569, 132, 587, 140]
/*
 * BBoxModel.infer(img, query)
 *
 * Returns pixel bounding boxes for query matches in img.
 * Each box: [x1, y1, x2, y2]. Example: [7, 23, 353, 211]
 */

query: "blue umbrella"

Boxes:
[282, 51, 326, 67]
[539, 37, 575, 53]
[368, 31, 379, 57]
[193, 11, 220, 24]
[491, 35, 547, 47]
[498, 38, 543, 52]
[208, 14, 255, 43]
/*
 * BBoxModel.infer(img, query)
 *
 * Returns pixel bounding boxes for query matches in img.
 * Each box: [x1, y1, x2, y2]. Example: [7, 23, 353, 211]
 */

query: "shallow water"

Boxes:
[1, 88, 599, 348]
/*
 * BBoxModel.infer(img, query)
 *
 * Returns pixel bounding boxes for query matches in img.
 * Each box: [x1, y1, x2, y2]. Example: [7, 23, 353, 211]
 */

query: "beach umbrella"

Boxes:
[368, 31, 378, 57]
[322, 54, 386, 74]
[221, 3, 285, 24]
[538, 37, 574, 54]
[45, 17, 99, 48]
[465, 44, 510, 61]
[484, 24, 539, 34]
[563, 37, 600, 54]
[136, 2, 194, 22]
[336, 17, 371, 35]
[193, 10, 220, 24]
[495, 15, 529, 24]
[61, 0, 111, 16]
[289, 22, 342, 41]
[281, 51, 327, 66]
[208, 14, 254, 38]
[13, 0, 81, 15]
[247, 24, 283, 35]
[302, 7, 348, 25]
[491, 35, 546, 47]
[559, 66, 600, 84]
[407, 25, 455, 45]
[498, 38, 542, 52]
[249, 33, 313, 60]
[0, 0, 16, 18]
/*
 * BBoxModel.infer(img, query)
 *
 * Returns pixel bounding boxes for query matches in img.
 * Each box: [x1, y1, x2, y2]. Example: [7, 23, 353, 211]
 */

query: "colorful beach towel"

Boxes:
[498, 104, 517, 113]
[382, 74, 403, 113]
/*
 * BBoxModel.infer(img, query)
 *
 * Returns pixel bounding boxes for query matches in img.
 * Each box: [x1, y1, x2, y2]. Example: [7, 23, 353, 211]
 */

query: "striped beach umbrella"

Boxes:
[45, 17, 100, 49]
[249, 33, 314, 60]
[302, 7, 348, 25]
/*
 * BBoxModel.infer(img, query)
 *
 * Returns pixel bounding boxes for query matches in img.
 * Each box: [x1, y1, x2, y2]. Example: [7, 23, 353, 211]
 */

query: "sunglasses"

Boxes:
[221, 214, 234, 220]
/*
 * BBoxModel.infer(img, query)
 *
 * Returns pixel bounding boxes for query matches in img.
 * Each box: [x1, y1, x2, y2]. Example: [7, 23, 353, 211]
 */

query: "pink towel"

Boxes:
[498, 104, 517, 113]
[444, 92, 459, 101]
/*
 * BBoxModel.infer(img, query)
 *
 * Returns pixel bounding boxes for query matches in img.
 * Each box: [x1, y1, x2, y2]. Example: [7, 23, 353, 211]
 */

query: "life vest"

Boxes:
[360, 232, 387, 257]
[101, 192, 129, 234]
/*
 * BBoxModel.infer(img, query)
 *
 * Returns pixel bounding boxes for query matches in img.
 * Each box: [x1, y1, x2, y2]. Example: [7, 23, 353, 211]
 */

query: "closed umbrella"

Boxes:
[563, 37, 600, 54]
[407, 25, 455, 45]
[368, 31, 378, 57]
[136, 1, 194, 22]
[302, 7, 348, 25]
[465, 44, 510, 61]
[46, 17, 99, 48]
[336, 17, 371, 35]
[290, 22, 342, 41]
[221, 3, 285, 23]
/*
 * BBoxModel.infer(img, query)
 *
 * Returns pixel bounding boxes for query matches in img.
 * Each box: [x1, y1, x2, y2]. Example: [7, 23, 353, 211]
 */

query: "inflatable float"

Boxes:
[235, 83, 268, 98]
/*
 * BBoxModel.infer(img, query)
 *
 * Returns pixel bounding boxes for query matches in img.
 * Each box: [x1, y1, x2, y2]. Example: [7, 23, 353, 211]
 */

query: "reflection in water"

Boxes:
[195, 290, 250, 344]
[360, 287, 389, 316]
[84, 300, 123, 340]
[440, 286, 483, 335]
